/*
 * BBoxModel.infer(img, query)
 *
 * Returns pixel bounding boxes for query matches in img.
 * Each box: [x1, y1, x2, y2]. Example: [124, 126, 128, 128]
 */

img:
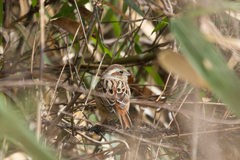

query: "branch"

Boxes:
[105, 51, 159, 64]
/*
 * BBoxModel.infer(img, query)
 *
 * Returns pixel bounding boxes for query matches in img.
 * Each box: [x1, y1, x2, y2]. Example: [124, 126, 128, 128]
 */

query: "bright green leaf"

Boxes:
[31, 0, 38, 17]
[134, 42, 142, 54]
[31, 0, 37, 7]
[134, 34, 142, 53]
[110, 16, 121, 37]
[135, 34, 140, 42]
[122, 1, 128, 14]
[91, 37, 112, 58]
[144, 66, 164, 85]
[102, 6, 114, 22]
[151, 17, 168, 35]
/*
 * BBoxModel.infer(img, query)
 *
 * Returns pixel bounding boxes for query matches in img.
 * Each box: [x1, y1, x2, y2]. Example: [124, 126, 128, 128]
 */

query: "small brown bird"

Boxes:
[95, 64, 133, 129]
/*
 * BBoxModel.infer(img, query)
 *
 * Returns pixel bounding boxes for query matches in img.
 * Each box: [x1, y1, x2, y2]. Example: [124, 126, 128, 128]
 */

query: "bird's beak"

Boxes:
[126, 72, 131, 76]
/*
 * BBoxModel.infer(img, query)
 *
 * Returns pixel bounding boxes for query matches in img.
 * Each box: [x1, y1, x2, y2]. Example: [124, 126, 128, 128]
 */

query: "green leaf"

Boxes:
[134, 42, 142, 54]
[151, 17, 168, 35]
[52, 3, 74, 19]
[122, 1, 128, 14]
[134, 34, 142, 54]
[144, 66, 164, 85]
[171, 17, 240, 116]
[31, 0, 37, 7]
[135, 34, 140, 42]
[102, 6, 114, 22]
[102, 1, 121, 37]
[110, 16, 121, 37]
[52, 0, 89, 19]
[31, 0, 39, 18]
[122, 0, 144, 17]
[91, 36, 112, 58]
[89, 114, 98, 122]
[0, 92, 54, 159]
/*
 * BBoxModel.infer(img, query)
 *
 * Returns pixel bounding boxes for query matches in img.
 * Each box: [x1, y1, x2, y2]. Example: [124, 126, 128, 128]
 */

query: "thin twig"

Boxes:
[166, 87, 194, 128]
[155, 72, 171, 102]
[134, 135, 142, 160]
[174, 80, 188, 103]
[154, 72, 171, 126]
[191, 88, 199, 160]
[162, 126, 240, 139]
[73, 0, 87, 41]
[5, 0, 56, 28]
[76, 130, 129, 151]
[37, 0, 45, 141]
[30, 23, 39, 73]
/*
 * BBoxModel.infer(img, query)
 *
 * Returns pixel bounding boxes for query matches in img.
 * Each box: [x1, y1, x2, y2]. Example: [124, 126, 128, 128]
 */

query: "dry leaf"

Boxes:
[19, 0, 30, 18]
[51, 17, 86, 38]
[0, 27, 10, 44]
[202, 97, 212, 102]
[225, 10, 240, 21]
[67, 1, 92, 20]
[78, 4, 92, 21]
[157, 50, 208, 88]
[4, 152, 29, 160]
[205, 34, 240, 50]
[200, 16, 240, 68]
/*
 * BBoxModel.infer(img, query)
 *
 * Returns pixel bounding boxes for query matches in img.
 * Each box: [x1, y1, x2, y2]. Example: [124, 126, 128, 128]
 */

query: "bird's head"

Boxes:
[102, 64, 131, 81]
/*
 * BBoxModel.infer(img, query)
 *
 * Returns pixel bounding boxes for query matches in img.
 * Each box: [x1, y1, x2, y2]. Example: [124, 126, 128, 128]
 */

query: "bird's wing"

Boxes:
[95, 79, 130, 112]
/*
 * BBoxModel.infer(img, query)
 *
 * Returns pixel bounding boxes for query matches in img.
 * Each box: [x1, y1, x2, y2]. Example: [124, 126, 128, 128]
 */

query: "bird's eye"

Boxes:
[119, 71, 123, 74]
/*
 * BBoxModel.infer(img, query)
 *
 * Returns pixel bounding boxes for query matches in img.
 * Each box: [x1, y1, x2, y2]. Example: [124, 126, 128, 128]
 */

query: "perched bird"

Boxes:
[95, 64, 133, 129]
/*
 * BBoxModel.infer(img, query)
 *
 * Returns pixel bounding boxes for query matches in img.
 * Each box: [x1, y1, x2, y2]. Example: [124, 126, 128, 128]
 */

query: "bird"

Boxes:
[95, 64, 133, 129]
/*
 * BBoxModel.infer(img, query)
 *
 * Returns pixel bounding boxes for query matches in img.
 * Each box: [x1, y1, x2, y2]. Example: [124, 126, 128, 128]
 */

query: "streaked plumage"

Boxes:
[95, 64, 133, 129]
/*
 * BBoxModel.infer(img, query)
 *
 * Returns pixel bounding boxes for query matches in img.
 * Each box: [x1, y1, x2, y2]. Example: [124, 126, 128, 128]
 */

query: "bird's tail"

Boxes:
[116, 110, 133, 129]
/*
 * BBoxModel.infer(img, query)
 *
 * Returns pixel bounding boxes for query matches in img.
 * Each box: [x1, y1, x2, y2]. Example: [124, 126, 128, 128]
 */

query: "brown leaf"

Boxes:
[50, 17, 86, 38]
[226, 10, 240, 21]
[67, 0, 92, 20]
[157, 50, 208, 88]
[79, 4, 92, 21]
